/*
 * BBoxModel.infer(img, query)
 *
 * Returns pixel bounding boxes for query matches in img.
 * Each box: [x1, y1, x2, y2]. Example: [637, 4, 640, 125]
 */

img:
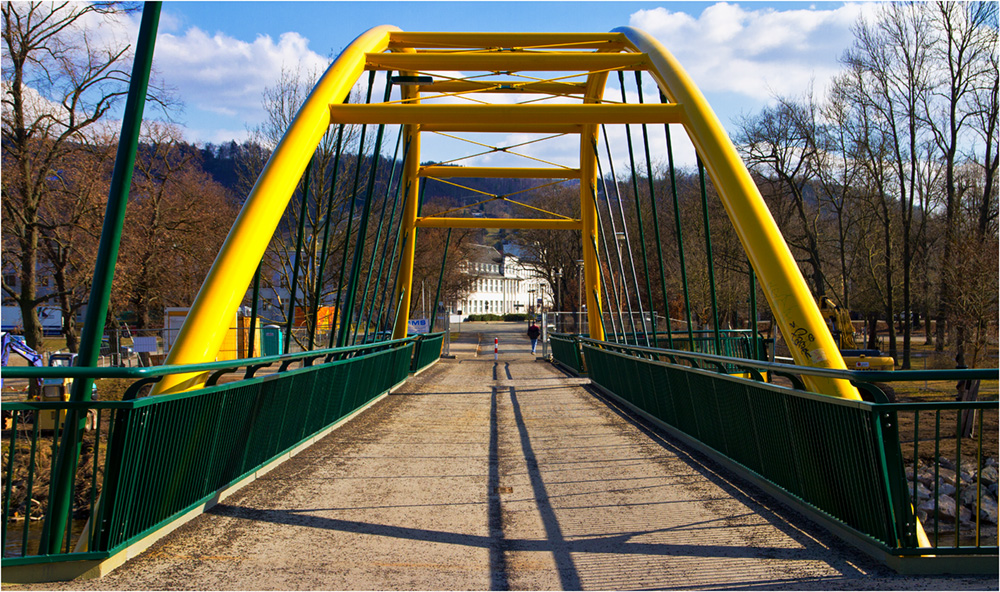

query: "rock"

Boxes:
[939, 456, 956, 470]
[980, 496, 999, 525]
[959, 487, 979, 508]
[936, 467, 958, 486]
[908, 481, 933, 500]
[990, 483, 998, 498]
[980, 465, 998, 485]
[919, 495, 959, 521]
[986, 457, 997, 468]
[937, 482, 957, 497]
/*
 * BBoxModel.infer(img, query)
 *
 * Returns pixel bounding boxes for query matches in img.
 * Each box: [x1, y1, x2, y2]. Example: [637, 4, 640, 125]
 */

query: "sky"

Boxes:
[117, 1, 881, 167]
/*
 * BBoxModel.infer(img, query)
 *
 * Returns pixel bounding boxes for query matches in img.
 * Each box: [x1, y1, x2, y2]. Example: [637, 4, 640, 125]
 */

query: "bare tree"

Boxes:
[117, 122, 237, 330]
[736, 94, 827, 297]
[2, 1, 140, 349]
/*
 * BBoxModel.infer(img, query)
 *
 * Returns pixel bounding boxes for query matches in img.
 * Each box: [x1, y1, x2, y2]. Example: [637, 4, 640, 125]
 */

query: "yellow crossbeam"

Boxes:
[366, 52, 648, 72]
[416, 81, 589, 95]
[420, 123, 583, 134]
[330, 103, 685, 126]
[416, 217, 581, 230]
[420, 166, 580, 179]
[387, 31, 626, 50]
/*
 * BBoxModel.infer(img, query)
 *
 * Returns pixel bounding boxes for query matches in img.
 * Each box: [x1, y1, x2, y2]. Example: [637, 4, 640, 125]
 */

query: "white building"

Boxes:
[454, 244, 551, 317]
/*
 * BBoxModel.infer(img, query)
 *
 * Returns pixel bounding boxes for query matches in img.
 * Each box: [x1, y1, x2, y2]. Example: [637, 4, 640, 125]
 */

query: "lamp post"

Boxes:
[576, 259, 584, 334]
[554, 268, 563, 332]
[527, 288, 535, 316]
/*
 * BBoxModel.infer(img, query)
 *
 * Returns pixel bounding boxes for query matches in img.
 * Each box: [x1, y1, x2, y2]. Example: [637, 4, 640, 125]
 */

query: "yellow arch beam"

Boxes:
[158, 25, 855, 400]
[615, 26, 857, 400]
[152, 25, 401, 395]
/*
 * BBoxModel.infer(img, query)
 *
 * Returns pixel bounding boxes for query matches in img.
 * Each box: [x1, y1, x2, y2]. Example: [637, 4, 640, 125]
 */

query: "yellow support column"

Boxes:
[581, 72, 609, 341]
[391, 82, 421, 339]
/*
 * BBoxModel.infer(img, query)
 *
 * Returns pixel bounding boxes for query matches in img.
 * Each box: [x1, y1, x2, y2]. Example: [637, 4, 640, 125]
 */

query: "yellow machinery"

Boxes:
[818, 297, 895, 372]
[37, 353, 96, 431]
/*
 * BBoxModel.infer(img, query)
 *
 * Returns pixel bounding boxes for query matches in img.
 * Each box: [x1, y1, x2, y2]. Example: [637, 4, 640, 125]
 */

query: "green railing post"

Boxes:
[40, 1, 161, 555]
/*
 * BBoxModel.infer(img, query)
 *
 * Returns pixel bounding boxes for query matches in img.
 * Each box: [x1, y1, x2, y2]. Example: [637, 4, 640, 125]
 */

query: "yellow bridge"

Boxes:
[2, 13, 997, 586]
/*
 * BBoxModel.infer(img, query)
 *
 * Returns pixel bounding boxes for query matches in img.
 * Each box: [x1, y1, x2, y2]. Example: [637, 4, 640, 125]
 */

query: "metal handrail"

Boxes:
[578, 337, 998, 385]
[1, 337, 416, 381]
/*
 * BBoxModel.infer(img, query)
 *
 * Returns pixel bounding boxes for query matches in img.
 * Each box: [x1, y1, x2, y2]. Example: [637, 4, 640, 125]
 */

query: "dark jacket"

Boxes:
[527, 324, 541, 339]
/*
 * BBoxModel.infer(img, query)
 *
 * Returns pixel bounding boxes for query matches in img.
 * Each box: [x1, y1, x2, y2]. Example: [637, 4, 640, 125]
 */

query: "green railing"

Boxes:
[551, 331, 772, 376]
[410, 332, 444, 373]
[2, 338, 415, 565]
[549, 333, 585, 375]
[579, 338, 998, 561]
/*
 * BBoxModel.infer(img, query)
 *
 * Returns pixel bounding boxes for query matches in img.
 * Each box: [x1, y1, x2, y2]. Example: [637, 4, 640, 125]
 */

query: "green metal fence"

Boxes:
[2, 338, 414, 566]
[549, 333, 586, 375]
[410, 332, 444, 373]
[577, 338, 998, 562]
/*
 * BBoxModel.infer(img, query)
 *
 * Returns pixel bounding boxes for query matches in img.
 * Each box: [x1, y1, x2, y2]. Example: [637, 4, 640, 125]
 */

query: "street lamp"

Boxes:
[527, 288, 535, 316]
[576, 260, 584, 334]
[554, 268, 563, 331]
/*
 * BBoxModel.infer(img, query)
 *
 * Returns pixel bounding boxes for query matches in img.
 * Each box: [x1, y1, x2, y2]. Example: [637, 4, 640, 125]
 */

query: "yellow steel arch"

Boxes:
[155, 26, 857, 401]
[153, 25, 400, 395]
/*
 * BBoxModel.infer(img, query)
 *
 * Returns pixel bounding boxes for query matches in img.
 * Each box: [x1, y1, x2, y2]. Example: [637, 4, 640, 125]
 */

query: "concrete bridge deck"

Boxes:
[22, 323, 996, 590]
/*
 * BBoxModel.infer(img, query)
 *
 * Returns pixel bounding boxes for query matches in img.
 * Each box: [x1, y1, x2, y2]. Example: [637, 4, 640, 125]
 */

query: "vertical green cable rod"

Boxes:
[427, 228, 452, 333]
[308, 123, 346, 350]
[362, 130, 407, 342]
[371, 142, 412, 338]
[618, 72, 656, 347]
[595, 132, 640, 343]
[749, 260, 759, 360]
[590, 232, 625, 343]
[588, 149, 626, 341]
[698, 156, 722, 356]
[247, 262, 262, 358]
[329, 71, 376, 347]
[635, 72, 673, 348]
[41, 2, 161, 555]
[284, 158, 313, 354]
[351, 117, 401, 344]
[340, 70, 393, 346]
[661, 92, 695, 349]
[591, 141, 630, 341]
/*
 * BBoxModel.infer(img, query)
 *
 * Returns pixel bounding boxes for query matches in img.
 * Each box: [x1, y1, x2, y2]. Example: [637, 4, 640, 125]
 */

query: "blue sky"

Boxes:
[135, 1, 879, 166]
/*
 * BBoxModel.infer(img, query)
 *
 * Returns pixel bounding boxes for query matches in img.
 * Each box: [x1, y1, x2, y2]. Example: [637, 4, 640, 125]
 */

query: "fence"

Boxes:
[410, 332, 445, 373]
[560, 337, 997, 570]
[1, 336, 442, 572]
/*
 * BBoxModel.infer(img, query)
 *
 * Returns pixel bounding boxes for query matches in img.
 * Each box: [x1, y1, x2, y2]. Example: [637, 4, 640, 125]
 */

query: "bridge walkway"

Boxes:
[22, 324, 992, 590]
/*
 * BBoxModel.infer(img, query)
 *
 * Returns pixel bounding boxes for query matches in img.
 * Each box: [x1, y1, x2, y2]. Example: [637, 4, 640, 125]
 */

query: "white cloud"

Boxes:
[155, 27, 329, 131]
[629, 2, 877, 103]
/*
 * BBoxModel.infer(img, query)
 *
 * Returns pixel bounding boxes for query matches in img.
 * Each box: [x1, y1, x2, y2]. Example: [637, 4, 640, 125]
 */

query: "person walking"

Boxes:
[527, 322, 541, 355]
